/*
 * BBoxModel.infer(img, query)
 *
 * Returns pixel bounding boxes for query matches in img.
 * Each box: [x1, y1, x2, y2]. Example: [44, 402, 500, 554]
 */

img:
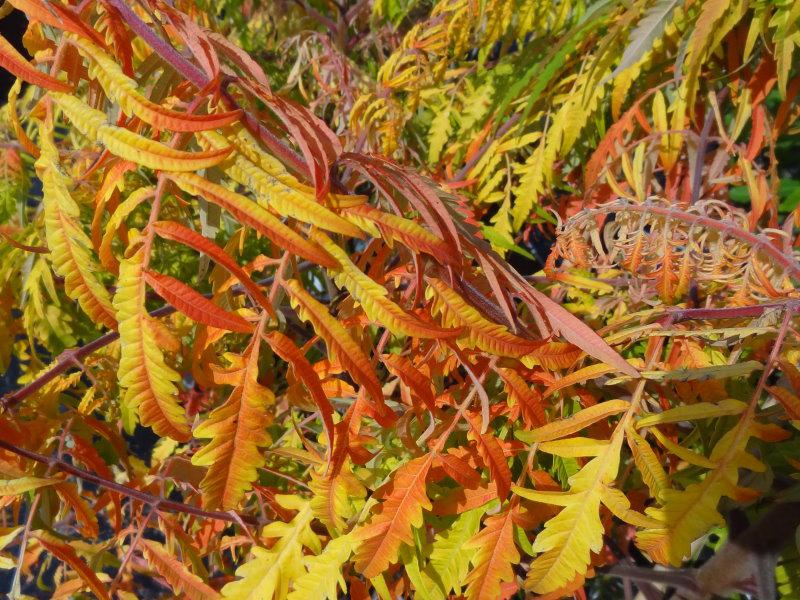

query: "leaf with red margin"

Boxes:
[35, 531, 110, 600]
[352, 453, 433, 578]
[263, 330, 335, 452]
[167, 172, 339, 269]
[143, 270, 254, 333]
[0, 35, 73, 92]
[463, 508, 520, 600]
[152, 220, 275, 317]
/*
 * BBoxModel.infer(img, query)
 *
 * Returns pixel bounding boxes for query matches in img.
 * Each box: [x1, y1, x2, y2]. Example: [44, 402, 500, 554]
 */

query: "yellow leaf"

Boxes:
[115, 234, 190, 441]
[543, 363, 618, 398]
[516, 400, 629, 443]
[36, 118, 116, 329]
[625, 427, 667, 499]
[649, 427, 716, 469]
[0, 477, 59, 496]
[314, 232, 458, 340]
[635, 399, 747, 429]
[287, 534, 356, 600]
[538, 437, 610, 457]
[51, 94, 232, 171]
[222, 501, 319, 599]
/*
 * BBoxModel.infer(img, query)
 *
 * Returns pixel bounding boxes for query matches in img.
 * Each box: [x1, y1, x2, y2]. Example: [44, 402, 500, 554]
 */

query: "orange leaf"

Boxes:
[464, 509, 520, 600]
[352, 453, 433, 578]
[432, 481, 499, 515]
[54, 482, 99, 538]
[382, 353, 436, 413]
[543, 363, 617, 398]
[35, 531, 110, 600]
[143, 270, 254, 333]
[768, 386, 800, 420]
[152, 220, 275, 317]
[142, 540, 221, 599]
[8, 0, 106, 47]
[527, 342, 583, 371]
[467, 414, 512, 500]
[264, 330, 335, 452]
[0, 35, 73, 92]
[498, 368, 546, 428]
[192, 333, 273, 509]
[283, 279, 393, 424]
[432, 452, 482, 488]
[344, 204, 457, 263]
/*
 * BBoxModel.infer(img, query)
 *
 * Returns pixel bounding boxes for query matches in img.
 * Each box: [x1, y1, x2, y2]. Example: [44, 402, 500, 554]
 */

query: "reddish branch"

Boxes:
[0, 437, 260, 526]
[106, 0, 310, 179]
[669, 299, 800, 321]
[0, 258, 316, 412]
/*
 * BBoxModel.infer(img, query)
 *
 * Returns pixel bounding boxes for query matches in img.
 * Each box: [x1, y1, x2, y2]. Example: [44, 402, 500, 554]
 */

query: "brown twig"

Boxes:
[452, 113, 521, 182]
[0, 263, 312, 412]
[669, 299, 800, 322]
[0, 437, 261, 526]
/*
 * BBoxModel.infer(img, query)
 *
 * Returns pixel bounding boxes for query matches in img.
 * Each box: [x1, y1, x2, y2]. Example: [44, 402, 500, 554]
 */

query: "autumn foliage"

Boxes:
[0, 0, 798, 598]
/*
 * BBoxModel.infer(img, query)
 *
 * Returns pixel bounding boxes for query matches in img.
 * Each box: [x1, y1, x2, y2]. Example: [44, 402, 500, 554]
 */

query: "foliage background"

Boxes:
[0, 0, 798, 598]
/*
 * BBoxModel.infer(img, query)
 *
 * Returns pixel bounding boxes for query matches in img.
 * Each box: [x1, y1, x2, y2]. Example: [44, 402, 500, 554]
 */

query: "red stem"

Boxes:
[106, 0, 309, 179]
[0, 437, 260, 526]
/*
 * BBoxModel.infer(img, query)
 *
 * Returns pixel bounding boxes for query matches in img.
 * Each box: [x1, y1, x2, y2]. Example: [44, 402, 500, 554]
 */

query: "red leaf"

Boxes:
[152, 220, 275, 317]
[264, 330, 335, 452]
[35, 532, 110, 600]
[143, 270, 254, 333]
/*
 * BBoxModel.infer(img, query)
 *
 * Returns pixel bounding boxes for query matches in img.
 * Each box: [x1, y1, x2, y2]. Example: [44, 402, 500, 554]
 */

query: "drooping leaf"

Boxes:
[36, 119, 117, 329]
[0, 34, 72, 91]
[168, 172, 338, 268]
[35, 531, 110, 600]
[144, 270, 254, 333]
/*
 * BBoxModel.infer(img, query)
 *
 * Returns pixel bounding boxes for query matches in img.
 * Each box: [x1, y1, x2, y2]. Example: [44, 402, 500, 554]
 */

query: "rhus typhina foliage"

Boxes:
[0, 1, 798, 599]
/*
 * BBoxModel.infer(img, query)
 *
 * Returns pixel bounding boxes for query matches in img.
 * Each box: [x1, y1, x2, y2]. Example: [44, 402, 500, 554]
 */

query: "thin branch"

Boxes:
[0, 437, 261, 526]
[691, 88, 729, 204]
[669, 299, 800, 322]
[107, 0, 309, 179]
[452, 113, 521, 182]
[0, 263, 312, 411]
